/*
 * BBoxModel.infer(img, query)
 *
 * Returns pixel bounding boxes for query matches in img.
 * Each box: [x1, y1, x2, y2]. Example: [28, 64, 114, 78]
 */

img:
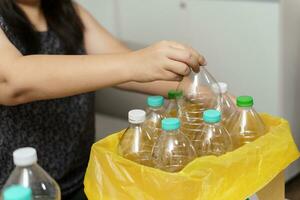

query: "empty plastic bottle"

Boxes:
[144, 96, 165, 140]
[2, 147, 61, 200]
[152, 118, 196, 172]
[165, 90, 183, 118]
[177, 67, 221, 141]
[212, 82, 236, 123]
[118, 109, 154, 167]
[226, 96, 266, 148]
[193, 109, 233, 156]
[2, 185, 32, 200]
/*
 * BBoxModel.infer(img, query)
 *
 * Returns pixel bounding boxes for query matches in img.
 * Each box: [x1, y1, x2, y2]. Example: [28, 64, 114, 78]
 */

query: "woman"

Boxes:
[0, 0, 206, 199]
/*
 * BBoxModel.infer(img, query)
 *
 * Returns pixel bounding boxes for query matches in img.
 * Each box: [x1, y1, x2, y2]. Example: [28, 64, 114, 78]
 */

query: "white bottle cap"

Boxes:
[13, 147, 38, 166]
[128, 109, 146, 124]
[212, 82, 228, 94]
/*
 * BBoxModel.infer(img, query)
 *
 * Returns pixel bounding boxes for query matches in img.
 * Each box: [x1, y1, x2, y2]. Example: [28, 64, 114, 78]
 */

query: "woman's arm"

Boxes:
[0, 28, 200, 105]
[117, 81, 179, 97]
[0, 30, 128, 105]
[76, 4, 206, 96]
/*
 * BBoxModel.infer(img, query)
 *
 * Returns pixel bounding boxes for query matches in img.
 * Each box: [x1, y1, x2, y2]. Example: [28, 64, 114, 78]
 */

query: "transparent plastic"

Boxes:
[165, 98, 178, 118]
[118, 123, 154, 167]
[144, 106, 165, 140]
[2, 164, 61, 200]
[213, 83, 236, 123]
[193, 121, 233, 157]
[177, 67, 221, 140]
[218, 92, 236, 123]
[226, 107, 266, 148]
[152, 128, 196, 172]
[165, 92, 183, 118]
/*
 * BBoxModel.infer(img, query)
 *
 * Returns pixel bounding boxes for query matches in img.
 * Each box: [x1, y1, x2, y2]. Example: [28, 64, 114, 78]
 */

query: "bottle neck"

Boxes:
[129, 122, 143, 129]
[167, 99, 177, 108]
[149, 105, 163, 110]
[15, 163, 37, 169]
[204, 121, 220, 126]
[238, 106, 253, 111]
[163, 129, 180, 134]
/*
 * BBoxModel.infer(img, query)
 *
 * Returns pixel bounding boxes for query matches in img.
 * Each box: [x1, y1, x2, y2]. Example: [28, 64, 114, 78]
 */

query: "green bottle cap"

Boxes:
[237, 96, 254, 107]
[3, 185, 32, 200]
[147, 96, 164, 107]
[168, 90, 183, 99]
[162, 118, 180, 131]
[203, 109, 221, 123]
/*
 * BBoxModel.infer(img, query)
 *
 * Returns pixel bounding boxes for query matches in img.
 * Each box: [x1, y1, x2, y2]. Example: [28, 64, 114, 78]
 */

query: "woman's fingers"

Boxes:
[165, 60, 190, 77]
[164, 41, 206, 66]
[166, 47, 199, 72]
[129, 41, 206, 83]
[161, 70, 184, 82]
[162, 41, 206, 72]
[187, 46, 207, 67]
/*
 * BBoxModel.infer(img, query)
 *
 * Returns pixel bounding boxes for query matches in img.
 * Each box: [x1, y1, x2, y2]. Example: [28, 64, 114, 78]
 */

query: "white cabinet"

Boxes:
[116, 0, 190, 45]
[186, 0, 280, 114]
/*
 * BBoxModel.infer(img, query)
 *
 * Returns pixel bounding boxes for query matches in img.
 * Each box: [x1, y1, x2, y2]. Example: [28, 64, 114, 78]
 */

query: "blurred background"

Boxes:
[77, 0, 300, 197]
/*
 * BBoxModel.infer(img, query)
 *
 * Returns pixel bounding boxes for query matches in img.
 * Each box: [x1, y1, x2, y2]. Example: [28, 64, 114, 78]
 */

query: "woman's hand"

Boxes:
[128, 41, 206, 82]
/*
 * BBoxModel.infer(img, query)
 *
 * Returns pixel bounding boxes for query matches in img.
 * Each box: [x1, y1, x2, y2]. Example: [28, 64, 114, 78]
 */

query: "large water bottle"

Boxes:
[152, 118, 196, 172]
[226, 96, 266, 148]
[193, 109, 233, 156]
[212, 82, 236, 123]
[144, 96, 165, 140]
[2, 147, 61, 200]
[177, 67, 221, 141]
[165, 90, 183, 118]
[118, 109, 154, 167]
[2, 185, 32, 200]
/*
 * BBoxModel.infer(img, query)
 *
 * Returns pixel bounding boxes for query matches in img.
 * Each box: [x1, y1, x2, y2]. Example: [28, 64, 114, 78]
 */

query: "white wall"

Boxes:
[77, 0, 117, 34]
[77, 0, 300, 180]
[280, 0, 300, 181]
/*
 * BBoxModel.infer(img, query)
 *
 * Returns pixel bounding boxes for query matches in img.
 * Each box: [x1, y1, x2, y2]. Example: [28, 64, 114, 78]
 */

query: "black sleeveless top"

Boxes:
[0, 16, 95, 195]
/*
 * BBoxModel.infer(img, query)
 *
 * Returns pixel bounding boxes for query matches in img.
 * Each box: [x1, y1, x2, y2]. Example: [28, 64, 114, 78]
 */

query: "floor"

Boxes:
[286, 174, 300, 200]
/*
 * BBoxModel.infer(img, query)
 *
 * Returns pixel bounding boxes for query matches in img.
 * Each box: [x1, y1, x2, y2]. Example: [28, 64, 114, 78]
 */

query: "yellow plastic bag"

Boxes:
[84, 114, 299, 200]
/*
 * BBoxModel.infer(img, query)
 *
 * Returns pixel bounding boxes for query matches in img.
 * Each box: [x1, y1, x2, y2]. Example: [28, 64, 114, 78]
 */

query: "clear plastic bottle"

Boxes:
[152, 118, 196, 172]
[165, 90, 183, 118]
[177, 67, 221, 141]
[226, 96, 266, 148]
[2, 185, 32, 200]
[2, 147, 61, 200]
[144, 96, 165, 140]
[118, 109, 154, 167]
[212, 82, 236, 123]
[193, 109, 233, 157]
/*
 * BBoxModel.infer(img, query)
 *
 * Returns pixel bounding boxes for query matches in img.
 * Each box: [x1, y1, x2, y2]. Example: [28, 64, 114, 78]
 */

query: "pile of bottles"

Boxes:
[119, 67, 266, 173]
[0, 67, 267, 199]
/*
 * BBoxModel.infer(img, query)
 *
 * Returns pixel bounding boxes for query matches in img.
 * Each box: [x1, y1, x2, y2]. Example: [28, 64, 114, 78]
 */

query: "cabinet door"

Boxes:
[116, 0, 190, 46]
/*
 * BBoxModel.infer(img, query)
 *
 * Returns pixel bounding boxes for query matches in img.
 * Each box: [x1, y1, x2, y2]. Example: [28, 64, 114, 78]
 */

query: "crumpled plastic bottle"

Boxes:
[177, 67, 221, 141]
